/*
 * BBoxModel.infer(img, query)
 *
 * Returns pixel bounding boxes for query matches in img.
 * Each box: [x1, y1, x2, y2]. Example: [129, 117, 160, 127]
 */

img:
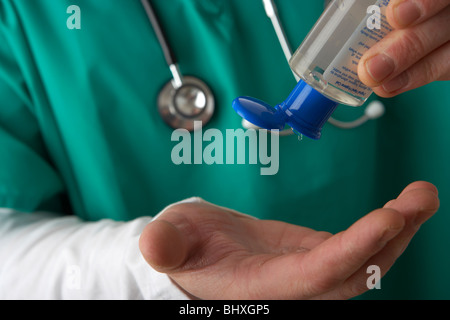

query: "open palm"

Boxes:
[140, 181, 439, 300]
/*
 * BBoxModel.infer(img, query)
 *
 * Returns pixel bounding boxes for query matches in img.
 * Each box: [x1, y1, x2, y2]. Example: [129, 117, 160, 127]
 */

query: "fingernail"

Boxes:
[382, 73, 409, 93]
[365, 54, 396, 83]
[395, 0, 421, 27]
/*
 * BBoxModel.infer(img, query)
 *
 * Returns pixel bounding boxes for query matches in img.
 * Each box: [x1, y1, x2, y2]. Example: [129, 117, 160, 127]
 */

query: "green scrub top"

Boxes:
[0, 0, 449, 299]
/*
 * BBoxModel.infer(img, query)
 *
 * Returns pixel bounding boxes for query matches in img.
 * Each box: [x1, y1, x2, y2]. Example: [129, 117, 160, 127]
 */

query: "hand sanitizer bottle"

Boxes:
[233, 0, 392, 139]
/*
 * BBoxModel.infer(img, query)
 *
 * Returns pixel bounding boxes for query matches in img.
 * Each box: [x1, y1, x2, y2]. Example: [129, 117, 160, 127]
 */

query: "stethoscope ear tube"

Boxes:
[141, 0, 183, 88]
[141, 0, 177, 68]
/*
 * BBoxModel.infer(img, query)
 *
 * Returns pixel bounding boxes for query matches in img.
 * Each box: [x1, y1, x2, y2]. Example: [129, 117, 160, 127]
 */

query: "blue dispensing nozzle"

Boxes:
[232, 80, 339, 140]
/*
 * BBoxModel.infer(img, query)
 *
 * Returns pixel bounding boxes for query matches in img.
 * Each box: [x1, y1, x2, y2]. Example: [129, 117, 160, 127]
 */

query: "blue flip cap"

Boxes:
[232, 80, 339, 140]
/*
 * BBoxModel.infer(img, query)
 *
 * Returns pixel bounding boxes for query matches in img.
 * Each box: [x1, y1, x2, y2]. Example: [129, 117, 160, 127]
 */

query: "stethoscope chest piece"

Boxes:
[141, 0, 215, 131]
[158, 76, 215, 131]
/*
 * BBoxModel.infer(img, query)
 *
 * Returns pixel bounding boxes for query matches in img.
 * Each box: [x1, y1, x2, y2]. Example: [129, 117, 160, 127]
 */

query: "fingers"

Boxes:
[322, 181, 440, 299]
[384, 181, 440, 226]
[294, 208, 405, 298]
[386, 0, 450, 28]
[376, 41, 450, 96]
[139, 200, 209, 272]
[298, 181, 439, 299]
[139, 219, 189, 272]
[358, 2, 450, 97]
[394, 180, 438, 198]
[139, 200, 251, 273]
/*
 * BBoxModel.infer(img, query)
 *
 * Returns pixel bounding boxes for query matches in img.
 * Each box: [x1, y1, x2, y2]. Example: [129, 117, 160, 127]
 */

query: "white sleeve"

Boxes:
[0, 207, 191, 300]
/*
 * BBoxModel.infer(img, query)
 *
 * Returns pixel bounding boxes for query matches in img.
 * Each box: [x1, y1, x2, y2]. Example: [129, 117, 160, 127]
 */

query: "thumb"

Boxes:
[139, 219, 188, 272]
[139, 197, 206, 271]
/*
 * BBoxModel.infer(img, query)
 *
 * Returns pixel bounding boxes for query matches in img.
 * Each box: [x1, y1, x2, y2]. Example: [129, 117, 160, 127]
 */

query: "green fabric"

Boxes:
[0, 0, 449, 299]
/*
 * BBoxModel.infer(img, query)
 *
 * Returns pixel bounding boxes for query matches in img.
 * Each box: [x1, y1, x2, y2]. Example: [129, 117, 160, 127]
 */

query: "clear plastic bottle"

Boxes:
[233, 0, 393, 139]
[290, 0, 392, 107]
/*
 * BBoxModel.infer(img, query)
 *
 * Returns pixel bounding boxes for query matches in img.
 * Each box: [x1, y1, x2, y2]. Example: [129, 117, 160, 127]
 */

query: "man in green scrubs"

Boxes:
[0, 0, 448, 299]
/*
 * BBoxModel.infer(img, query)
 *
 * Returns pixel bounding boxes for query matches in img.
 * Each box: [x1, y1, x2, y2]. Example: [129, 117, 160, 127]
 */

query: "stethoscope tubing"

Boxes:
[141, 0, 184, 88]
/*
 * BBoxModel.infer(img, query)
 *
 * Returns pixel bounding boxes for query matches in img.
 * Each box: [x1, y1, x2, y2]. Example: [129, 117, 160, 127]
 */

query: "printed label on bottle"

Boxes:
[323, 0, 392, 99]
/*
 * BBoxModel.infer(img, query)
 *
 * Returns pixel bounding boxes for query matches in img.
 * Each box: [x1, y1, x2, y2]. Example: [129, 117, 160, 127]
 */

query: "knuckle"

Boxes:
[340, 279, 369, 299]
[297, 263, 338, 298]
[421, 0, 450, 17]
[399, 29, 427, 59]
[386, 29, 428, 72]
[422, 58, 441, 83]
[304, 276, 338, 298]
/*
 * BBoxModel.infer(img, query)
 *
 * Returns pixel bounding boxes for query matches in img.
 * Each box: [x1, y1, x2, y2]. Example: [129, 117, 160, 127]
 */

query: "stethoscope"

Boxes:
[141, 0, 215, 132]
[141, 0, 385, 133]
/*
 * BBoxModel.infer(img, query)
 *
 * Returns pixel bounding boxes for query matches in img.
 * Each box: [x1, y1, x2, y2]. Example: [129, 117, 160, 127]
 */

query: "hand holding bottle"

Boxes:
[359, 0, 450, 97]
